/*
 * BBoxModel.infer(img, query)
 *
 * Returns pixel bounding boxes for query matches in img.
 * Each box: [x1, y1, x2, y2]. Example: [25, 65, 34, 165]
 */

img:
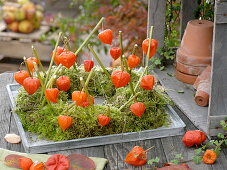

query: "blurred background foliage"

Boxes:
[9, 0, 213, 68]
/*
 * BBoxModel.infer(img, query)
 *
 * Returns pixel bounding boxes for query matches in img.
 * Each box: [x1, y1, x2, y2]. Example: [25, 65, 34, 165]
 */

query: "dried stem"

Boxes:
[122, 55, 135, 96]
[119, 31, 124, 69]
[23, 57, 32, 77]
[32, 45, 46, 76]
[74, 17, 105, 56]
[80, 77, 93, 105]
[44, 32, 62, 87]
[119, 92, 141, 111]
[132, 44, 138, 55]
[83, 67, 94, 91]
[88, 44, 110, 78]
[145, 26, 153, 74]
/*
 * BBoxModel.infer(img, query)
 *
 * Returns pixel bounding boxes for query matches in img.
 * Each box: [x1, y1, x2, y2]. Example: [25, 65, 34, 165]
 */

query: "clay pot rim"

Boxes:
[175, 70, 197, 85]
[188, 20, 213, 28]
[176, 60, 209, 68]
[176, 61, 207, 76]
[177, 48, 212, 59]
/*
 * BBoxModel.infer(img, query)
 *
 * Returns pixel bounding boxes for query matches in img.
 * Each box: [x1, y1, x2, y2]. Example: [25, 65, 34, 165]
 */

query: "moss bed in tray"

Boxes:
[14, 17, 172, 142]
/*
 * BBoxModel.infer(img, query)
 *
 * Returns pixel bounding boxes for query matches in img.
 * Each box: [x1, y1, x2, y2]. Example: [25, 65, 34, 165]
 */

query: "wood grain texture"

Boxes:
[0, 40, 52, 62]
[208, 2, 227, 135]
[180, 0, 198, 38]
[161, 107, 212, 170]
[153, 66, 208, 133]
[147, 0, 166, 57]
[0, 73, 16, 149]
[33, 0, 80, 18]
[216, 1, 227, 23]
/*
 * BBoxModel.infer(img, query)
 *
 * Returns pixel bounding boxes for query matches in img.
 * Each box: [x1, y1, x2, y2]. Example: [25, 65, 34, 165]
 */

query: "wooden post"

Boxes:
[180, 0, 198, 38]
[208, 0, 227, 136]
[147, 0, 166, 59]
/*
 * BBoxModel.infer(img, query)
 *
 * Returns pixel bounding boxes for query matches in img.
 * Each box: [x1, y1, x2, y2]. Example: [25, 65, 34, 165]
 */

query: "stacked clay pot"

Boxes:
[193, 66, 211, 107]
[176, 20, 213, 84]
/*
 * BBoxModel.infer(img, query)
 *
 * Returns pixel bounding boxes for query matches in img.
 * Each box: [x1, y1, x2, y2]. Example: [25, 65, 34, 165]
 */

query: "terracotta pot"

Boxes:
[176, 20, 213, 66]
[193, 65, 211, 89]
[176, 49, 211, 66]
[175, 70, 197, 84]
[195, 90, 209, 107]
[193, 65, 211, 107]
[176, 61, 207, 76]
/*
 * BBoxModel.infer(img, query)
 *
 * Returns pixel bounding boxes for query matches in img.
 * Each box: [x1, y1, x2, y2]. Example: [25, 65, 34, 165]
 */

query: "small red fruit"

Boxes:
[59, 51, 76, 69]
[14, 70, 29, 85]
[130, 102, 146, 117]
[127, 54, 141, 69]
[110, 47, 121, 60]
[22, 77, 40, 95]
[111, 70, 131, 88]
[98, 114, 110, 127]
[124, 146, 147, 166]
[45, 88, 59, 103]
[58, 115, 73, 132]
[98, 29, 113, 45]
[142, 39, 158, 59]
[56, 76, 70, 91]
[46, 154, 70, 170]
[19, 157, 33, 170]
[84, 60, 94, 72]
[140, 75, 155, 90]
[26, 57, 38, 72]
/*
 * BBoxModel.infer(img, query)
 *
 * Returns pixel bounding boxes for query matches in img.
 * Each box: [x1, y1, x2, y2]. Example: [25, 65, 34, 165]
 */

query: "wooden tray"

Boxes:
[6, 84, 186, 153]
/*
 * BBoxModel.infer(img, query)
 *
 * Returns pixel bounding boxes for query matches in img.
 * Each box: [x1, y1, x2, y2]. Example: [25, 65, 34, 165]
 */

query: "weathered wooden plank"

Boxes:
[6, 113, 25, 153]
[208, 1, 227, 135]
[147, 0, 166, 57]
[211, 151, 227, 170]
[0, 73, 15, 149]
[180, 0, 198, 38]
[0, 40, 52, 62]
[216, 1, 227, 23]
[208, 116, 226, 136]
[161, 107, 213, 170]
[33, 0, 80, 18]
[104, 138, 167, 170]
[153, 66, 208, 133]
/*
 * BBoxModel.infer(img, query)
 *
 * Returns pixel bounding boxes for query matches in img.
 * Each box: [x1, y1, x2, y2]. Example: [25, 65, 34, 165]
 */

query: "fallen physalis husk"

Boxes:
[4, 134, 21, 144]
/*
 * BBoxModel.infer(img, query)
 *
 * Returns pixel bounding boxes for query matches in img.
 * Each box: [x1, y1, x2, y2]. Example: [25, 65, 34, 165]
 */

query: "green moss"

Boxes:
[15, 66, 172, 141]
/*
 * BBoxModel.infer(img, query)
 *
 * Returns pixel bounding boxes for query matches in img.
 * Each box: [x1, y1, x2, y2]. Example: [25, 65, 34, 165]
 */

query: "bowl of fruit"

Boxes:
[2, 0, 44, 33]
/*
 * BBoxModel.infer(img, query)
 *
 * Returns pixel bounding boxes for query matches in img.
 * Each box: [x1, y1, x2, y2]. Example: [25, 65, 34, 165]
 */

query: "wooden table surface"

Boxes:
[0, 72, 227, 170]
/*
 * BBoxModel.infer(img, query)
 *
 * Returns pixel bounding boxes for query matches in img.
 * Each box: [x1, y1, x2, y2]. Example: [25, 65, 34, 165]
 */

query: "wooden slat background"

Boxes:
[208, 0, 227, 136]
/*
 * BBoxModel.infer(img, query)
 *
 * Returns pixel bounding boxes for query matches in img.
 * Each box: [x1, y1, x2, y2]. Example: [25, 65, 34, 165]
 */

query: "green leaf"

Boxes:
[217, 133, 225, 139]
[177, 90, 184, 93]
[170, 159, 179, 164]
[214, 140, 220, 146]
[193, 156, 202, 164]
[195, 148, 202, 155]
[215, 148, 221, 156]
[167, 73, 174, 77]
[159, 66, 165, 71]
[224, 139, 227, 145]
[220, 120, 226, 127]
[147, 157, 160, 165]
[175, 153, 183, 159]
